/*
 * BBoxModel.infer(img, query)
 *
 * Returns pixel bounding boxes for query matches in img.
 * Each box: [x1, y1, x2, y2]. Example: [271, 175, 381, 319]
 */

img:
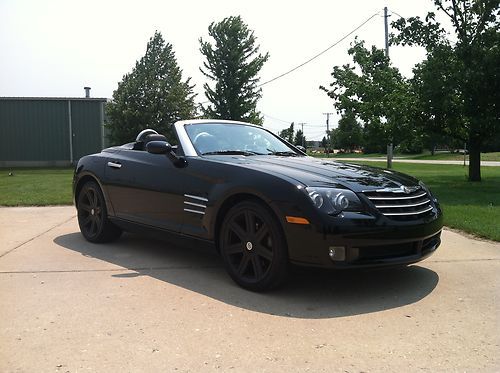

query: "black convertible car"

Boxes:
[73, 119, 443, 291]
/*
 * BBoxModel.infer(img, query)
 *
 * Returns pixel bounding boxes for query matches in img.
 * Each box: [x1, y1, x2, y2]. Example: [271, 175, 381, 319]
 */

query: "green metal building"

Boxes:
[0, 96, 106, 167]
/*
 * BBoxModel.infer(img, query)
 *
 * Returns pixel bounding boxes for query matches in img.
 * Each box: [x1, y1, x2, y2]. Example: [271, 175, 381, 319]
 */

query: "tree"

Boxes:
[278, 122, 295, 143]
[294, 129, 306, 147]
[361, 121, 389, 153]
[332, 112, 363, 152]
[406, 46, 467, 154]
[106, 31, 196, 145]
[321, 136, 328, 149]
[320, 39, 413, 160]
[392, 0, 500, 181]
[199, 16, 269, 124]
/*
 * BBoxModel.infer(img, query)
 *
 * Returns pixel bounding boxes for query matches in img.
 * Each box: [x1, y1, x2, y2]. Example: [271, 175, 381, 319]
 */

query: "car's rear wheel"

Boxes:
[77, 181, 122, 243]
[219, 201, 288, 291]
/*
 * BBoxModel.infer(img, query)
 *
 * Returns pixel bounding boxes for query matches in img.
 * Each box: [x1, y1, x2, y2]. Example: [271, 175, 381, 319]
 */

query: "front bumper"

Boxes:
[282, 209, 443, 269]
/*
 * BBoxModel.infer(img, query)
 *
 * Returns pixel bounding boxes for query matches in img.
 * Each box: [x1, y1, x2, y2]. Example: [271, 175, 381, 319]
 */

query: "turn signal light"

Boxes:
[285, 216, 310, 225]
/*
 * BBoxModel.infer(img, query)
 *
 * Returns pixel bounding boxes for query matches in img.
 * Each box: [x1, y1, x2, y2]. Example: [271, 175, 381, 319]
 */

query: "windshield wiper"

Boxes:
[201, 150, 263, 156]
[267, 150, 298, 157]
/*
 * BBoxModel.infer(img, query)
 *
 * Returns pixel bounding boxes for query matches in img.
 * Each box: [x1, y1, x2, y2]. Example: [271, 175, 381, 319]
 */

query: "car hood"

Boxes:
[203, 155, 419, 192]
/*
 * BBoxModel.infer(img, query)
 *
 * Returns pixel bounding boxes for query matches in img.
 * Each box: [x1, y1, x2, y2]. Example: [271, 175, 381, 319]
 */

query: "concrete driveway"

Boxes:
[1, 206, 499, 372]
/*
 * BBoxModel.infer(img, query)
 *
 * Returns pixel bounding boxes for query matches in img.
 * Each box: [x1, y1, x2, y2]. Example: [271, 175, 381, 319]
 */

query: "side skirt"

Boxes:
[109, 217, 217, 252]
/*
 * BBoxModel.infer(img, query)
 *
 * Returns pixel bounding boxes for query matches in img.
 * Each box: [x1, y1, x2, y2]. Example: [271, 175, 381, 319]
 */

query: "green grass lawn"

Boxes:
[0, 168, 73, 206]
[309, 151, 500, 161]
[411, 151, 500, 161]
[309, 152, 387, 158]
[409, 152, 467, 160]
[1, 164, 499, 241]
[481, 152, 500, 161]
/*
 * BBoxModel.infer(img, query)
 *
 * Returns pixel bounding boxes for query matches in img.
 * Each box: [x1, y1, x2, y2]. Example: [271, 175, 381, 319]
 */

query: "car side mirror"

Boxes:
[146, 141, 186, 167]
[146, 141, 172, 154]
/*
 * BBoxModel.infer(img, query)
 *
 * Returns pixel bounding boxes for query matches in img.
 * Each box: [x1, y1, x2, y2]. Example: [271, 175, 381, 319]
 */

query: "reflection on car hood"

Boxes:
[204, 155, 419, 192]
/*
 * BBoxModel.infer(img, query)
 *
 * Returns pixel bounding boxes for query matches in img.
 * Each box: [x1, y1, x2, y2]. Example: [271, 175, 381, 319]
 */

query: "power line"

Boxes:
[307, 129, 329, 134]
[308, 134, 329, 140]
[390, 10, 405, 19]
[263, 113, 325, 128]
[263, 113, 291, 124]
[198, 12, 380, 106]
[257, 12, 380, 88]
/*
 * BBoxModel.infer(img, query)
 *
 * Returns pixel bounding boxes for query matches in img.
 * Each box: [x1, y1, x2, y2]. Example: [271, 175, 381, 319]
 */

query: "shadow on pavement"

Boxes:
[54, 232, 439, 319]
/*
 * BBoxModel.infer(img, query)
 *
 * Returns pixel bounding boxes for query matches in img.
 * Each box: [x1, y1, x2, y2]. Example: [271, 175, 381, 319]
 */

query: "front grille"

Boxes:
[362, 187, 433, 220]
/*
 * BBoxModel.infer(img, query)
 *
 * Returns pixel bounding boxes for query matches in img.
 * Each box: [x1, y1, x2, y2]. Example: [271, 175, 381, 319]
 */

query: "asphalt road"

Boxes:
[1, 206, 499, 372]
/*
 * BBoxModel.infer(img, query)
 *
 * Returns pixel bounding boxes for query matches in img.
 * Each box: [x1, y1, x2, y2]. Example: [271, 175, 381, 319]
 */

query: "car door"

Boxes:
[104, 148, 183, 232]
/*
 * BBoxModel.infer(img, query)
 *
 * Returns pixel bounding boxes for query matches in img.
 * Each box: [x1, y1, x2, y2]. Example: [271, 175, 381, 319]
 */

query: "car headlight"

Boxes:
[305, 187, 364, 215]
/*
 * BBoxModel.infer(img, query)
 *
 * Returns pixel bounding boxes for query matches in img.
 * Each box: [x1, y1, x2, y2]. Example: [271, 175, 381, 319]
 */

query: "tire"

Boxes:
[219, 201, 289, 291]
[77, 181, 122, 243]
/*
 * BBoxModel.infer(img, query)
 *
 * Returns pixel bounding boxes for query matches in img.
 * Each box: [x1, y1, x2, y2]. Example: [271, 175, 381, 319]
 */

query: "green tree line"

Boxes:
[106, 0, 498, 182]
[321, 0, 499, 181]
[106, 16, 268, 145]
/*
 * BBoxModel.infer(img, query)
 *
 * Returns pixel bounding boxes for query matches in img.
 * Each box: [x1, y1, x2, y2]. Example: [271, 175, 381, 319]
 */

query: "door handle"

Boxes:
[107, 161, 122, 169]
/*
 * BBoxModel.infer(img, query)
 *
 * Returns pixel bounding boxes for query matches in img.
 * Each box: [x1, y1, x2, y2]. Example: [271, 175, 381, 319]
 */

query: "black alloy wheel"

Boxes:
[219, 201, 288, 291]
[77, 181, 121, 243]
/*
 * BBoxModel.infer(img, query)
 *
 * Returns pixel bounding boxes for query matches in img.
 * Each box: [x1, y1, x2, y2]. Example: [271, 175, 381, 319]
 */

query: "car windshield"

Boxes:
[185, 122, 300, 156]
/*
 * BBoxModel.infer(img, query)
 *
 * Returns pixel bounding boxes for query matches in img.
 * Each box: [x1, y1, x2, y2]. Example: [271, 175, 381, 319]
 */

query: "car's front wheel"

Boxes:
[219, 201, 289, 291]
[77, 181, 122, 243]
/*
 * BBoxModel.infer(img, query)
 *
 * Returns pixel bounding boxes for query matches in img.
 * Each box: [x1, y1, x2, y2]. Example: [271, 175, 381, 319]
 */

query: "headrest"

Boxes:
[136, 129, 158, 142]
[144, 134, 167, 143]
[132, 132, 167, 150]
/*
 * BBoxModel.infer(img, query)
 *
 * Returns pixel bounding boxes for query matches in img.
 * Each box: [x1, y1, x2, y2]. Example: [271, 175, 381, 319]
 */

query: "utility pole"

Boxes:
[323, 112, 334, 157]
[298, 122, 306, 148]
[384, 6, 389, 56]
[384, 6, 393, 169]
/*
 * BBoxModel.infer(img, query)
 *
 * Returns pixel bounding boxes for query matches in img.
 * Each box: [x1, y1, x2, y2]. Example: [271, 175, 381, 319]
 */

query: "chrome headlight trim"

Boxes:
[305, 187, 364, 215]
[419, 180, 439, 204]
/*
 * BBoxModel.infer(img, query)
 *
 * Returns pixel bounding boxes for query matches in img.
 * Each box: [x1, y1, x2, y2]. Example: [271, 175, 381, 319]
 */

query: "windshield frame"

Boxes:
[175, 119, 305, 157]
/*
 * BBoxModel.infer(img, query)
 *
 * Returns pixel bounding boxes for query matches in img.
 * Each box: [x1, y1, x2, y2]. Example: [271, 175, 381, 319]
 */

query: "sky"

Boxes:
[0, 0, 449, 141]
